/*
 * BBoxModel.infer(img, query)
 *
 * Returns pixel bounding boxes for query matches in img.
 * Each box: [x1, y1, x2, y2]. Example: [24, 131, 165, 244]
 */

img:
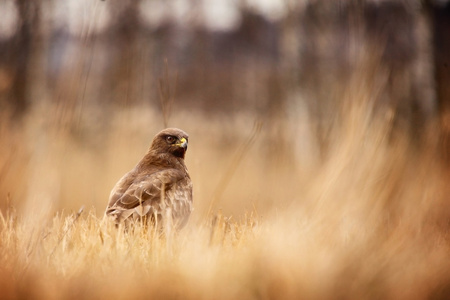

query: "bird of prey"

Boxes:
[105, 128, 193, 230]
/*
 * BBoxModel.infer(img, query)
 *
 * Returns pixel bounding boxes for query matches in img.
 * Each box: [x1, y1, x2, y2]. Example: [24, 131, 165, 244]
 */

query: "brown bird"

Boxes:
[105, 128, 193, 230]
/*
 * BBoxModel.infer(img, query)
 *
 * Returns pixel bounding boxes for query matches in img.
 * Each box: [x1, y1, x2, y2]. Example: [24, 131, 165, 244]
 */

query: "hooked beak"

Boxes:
[179, 137, 188, 150]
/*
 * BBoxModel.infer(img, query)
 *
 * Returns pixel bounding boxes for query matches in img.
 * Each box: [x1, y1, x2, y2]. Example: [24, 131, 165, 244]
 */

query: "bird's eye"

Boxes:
[166, 136, 176, 144]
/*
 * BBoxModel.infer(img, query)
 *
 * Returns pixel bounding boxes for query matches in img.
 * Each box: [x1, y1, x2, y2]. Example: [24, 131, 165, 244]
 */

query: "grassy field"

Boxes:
[1, 93, 450, 299]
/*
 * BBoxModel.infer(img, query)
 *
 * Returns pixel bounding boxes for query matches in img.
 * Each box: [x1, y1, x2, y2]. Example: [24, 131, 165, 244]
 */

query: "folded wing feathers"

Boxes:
[106, 169, 192, 229]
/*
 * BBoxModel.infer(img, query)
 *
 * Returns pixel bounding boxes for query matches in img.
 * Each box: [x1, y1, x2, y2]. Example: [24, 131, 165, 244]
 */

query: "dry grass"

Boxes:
[1, 91, 450, 299]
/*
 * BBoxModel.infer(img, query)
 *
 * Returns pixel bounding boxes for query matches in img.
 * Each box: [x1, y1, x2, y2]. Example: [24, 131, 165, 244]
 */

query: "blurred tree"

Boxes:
[428, 1, 450, 161]
[0, 0, 40, 117]
[298, 1, 436, 158]
[107, 0, 143, 107]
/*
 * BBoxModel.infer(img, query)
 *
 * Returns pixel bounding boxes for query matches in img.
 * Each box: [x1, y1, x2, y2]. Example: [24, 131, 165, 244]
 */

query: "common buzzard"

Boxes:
[105, 128, 193, 230]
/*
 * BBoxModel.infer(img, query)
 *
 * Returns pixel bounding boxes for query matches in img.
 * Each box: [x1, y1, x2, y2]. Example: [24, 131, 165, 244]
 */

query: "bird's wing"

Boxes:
[107, 169, 186, 212]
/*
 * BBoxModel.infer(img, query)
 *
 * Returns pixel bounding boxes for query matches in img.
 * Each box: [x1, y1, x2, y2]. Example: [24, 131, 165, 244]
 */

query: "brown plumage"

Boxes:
[105, 128, 193, 229]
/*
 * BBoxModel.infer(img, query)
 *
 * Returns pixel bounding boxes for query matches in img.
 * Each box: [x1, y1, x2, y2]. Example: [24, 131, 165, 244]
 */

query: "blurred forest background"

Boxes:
[0, 0, 450, 217]
[3, 1, 450, 298]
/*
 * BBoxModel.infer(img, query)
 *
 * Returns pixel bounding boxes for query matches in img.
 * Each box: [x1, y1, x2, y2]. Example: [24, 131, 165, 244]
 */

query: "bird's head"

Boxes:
[150, 128, 189, 159]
